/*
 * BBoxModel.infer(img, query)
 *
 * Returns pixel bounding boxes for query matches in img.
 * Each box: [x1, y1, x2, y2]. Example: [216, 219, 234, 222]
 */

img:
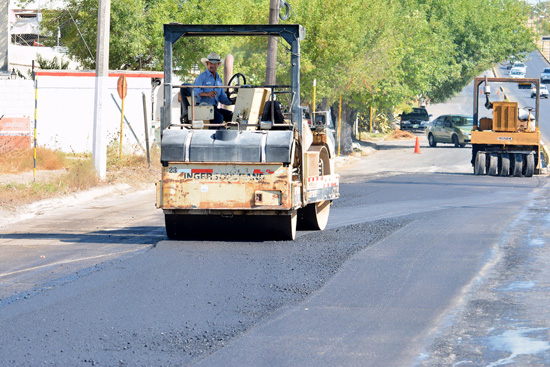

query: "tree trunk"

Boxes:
[332, 100, 356, 155]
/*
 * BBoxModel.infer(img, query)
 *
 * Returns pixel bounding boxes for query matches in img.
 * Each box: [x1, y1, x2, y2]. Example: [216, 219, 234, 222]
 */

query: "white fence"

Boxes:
[0, 70, 172, 154]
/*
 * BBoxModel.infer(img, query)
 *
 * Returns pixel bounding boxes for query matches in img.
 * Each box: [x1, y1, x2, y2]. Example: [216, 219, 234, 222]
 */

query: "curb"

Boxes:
[0, 183, 136, 230]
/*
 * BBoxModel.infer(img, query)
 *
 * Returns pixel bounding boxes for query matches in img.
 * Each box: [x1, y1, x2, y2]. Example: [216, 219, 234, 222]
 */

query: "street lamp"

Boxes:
[10, 68, 17, 80]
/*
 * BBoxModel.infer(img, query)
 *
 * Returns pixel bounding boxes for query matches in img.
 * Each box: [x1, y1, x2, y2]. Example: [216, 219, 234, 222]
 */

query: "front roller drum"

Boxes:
[165, 211, 297, 241]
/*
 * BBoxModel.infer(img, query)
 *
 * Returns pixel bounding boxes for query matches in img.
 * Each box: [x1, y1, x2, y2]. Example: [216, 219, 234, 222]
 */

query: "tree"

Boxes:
[35, 53, 70, 69]
[33, 0, 536, 153]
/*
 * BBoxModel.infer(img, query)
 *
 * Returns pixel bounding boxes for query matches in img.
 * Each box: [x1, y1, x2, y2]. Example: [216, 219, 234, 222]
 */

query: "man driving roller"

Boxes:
[192, 52, 234, 124]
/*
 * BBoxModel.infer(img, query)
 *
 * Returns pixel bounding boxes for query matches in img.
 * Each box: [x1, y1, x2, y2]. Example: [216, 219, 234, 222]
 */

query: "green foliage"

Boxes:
[31, 0, 535, 120]
[35, 53, 70, 69]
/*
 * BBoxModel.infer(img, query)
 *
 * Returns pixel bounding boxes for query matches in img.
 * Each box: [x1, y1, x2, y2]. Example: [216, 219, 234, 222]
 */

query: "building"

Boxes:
[0, 1, 168, 154]
[1, 0, 78, 78]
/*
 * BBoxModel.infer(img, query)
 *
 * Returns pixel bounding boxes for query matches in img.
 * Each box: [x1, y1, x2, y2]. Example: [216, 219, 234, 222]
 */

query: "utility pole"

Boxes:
[0, 0, 8, 72]
[92, 0, 110, 180]
[265, 0, 280, 85]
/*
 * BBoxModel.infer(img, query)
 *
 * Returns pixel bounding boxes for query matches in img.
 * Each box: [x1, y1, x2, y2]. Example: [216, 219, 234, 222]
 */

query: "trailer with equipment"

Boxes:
[156, 24, 340, 240]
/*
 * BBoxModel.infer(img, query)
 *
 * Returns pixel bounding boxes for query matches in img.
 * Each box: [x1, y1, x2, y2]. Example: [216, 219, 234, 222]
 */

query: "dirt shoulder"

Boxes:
[0, 165, 159, 229]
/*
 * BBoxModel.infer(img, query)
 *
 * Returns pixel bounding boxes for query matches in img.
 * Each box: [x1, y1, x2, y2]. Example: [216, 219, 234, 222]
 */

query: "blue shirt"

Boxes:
[193, 69, 232, 106]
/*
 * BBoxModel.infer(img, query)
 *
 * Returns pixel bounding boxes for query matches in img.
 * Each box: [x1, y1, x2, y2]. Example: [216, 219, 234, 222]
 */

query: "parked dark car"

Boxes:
[399, 108, 431, 130]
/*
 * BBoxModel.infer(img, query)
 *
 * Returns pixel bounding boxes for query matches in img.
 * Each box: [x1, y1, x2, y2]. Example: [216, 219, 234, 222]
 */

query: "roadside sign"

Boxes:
[0, 116, 31, 153]
[117, 75, 127, 99]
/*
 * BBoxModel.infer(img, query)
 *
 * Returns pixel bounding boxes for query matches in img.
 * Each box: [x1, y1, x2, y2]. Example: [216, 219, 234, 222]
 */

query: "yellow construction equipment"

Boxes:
[156, 24, 339, 240]
[471, 76, 542, 177]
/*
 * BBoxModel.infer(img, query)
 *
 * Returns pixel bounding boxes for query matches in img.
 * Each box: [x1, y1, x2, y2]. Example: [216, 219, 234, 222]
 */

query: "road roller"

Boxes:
[471, 75, 544, 177]
[156, 24, 339, 240]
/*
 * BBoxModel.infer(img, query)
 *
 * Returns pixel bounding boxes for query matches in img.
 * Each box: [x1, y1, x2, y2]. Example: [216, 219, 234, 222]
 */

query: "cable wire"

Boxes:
[67, 8, 95, 62]
[279, 0, 291, 21]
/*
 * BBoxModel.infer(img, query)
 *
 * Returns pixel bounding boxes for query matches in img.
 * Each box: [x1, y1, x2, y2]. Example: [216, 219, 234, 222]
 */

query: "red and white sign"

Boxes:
[0, 116, 32, 153]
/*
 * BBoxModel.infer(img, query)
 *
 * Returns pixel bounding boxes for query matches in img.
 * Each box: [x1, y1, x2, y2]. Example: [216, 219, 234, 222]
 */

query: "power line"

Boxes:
[67, 8, 95, 62]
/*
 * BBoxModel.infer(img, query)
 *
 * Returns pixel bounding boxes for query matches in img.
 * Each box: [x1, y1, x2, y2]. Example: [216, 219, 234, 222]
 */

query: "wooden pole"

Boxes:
[117, 75, 127, 159]
[119, 94, 125, 159]
[265, 0, 280, 85]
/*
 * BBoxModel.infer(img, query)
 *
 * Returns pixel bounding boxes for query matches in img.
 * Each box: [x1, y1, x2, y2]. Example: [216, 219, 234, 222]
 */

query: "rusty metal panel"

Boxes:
[471, 130, 540, 146]
[493, 102, 518, 132]
[161, 163, 293, 210]
[232, 87, 270, 130]
[305, 151, 320, 177]
[479, 118, 493, 131]
[254, 190, 282, 206]
[155, 181, 162, 208]
[312, 131, 329, 145]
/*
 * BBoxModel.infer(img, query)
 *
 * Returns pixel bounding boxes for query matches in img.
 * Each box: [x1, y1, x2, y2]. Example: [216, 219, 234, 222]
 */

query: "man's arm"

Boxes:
[219, 87, 233, 105]
[193, 73, 204, 99]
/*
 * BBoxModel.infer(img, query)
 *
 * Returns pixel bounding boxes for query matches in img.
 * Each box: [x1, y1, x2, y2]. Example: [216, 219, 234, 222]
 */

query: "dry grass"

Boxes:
[0, 147, 66, 173]
[0, 146, 160, 211]
[359, 128, 416, 142]
[385, 129, 417, 140]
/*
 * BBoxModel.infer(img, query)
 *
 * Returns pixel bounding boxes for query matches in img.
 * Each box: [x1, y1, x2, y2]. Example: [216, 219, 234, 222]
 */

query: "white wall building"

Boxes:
[0, 1, 183, 155]
[30, 71, 167, 153]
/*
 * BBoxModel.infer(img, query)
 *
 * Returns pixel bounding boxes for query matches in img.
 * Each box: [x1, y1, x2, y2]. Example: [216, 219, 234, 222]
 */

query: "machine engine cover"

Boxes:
[161, 128, 293, 163]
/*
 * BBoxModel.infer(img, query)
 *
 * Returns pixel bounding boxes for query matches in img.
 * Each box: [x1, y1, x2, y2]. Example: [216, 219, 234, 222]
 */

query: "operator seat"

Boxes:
[261, 101, 285, 125]
[179, 84, 192, 123]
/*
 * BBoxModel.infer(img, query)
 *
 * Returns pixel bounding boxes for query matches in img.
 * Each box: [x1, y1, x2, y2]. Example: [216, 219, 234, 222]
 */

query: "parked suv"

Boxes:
[426, 114, 473, 147]
[398, 107, 431, 130]
[541, 67, 550, 83]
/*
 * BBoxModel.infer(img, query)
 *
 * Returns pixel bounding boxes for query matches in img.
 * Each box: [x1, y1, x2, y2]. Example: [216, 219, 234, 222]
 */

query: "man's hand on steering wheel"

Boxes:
[226, 73, 247, 104]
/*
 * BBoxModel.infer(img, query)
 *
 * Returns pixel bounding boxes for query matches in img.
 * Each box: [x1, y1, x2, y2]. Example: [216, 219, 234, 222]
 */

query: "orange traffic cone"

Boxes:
[414, 136, 421, 154]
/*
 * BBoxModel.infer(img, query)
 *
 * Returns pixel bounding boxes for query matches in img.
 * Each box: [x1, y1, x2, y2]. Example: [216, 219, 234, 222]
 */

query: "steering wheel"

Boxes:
[226, 73, 247, 104]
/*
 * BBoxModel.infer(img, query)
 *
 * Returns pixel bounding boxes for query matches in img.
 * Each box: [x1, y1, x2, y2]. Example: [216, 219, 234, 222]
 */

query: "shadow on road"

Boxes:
[1, 226, 167, 244]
